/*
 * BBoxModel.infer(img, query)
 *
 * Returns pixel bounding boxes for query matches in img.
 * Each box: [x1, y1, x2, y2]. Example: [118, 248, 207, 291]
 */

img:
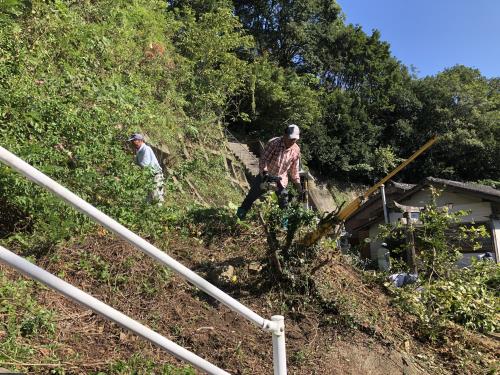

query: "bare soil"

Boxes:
[0, 221, 498, 374]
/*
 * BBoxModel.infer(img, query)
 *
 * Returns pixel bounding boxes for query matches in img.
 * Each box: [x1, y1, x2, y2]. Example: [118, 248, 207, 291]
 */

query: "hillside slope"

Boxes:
[1, 1, 498, 374]
[1, 219, 498, 374]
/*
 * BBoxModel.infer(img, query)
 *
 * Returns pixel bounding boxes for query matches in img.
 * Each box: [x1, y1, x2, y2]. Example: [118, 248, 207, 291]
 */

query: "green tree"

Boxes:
[404, 66, 500, 181]
[233, 0, 342, 67]
[303, 90, 380, 178]
[233, 1, 415, 182]
[380, 192, 498, 337]
[234, 57, 322, 138]
[0, 0, 251, 250]
[169, 0, 253, 120]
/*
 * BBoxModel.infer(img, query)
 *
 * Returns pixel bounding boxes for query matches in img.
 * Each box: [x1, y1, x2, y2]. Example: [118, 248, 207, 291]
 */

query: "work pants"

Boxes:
[148, 172, 165, 203]
[240, 175, 288, 211]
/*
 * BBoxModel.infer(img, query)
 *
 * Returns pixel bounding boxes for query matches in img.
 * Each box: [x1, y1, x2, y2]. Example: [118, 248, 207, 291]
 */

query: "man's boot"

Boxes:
[236, 207, 247, 220]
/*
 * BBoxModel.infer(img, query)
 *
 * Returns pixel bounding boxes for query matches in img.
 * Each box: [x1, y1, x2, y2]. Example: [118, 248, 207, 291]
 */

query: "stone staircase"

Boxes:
[226, 141, 260, 178]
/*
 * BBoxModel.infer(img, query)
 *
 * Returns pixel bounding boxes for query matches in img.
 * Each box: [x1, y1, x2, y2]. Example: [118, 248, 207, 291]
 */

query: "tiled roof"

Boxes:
[345, 177, 500, 229]
[424, 177, 500, 199]
[344, 180, 414, 229]
[390, 181, 416, 190]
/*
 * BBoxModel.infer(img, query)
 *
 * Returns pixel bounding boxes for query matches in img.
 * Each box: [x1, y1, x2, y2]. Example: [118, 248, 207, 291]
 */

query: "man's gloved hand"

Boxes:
[261, 170, 269, 182]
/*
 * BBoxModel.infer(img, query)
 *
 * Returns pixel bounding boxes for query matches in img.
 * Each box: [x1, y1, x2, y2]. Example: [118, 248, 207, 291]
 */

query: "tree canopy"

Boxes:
[230, 0, 499, 184]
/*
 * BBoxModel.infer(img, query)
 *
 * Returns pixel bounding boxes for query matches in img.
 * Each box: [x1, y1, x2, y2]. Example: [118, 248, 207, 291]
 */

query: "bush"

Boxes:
[392, 260, 499, 339]
[0, 0, 248, 251]
[380, 190, 499, 339]
[0, 270, 56, 363]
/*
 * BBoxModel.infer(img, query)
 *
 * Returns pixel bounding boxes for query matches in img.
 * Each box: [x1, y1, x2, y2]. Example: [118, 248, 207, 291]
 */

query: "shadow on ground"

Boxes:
[183, 207, 243, 246]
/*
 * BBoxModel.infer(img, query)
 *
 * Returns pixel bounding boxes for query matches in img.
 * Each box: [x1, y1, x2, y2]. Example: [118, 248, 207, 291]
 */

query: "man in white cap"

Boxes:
[236, 124, 304, 220]
[128, 133, 165, 203]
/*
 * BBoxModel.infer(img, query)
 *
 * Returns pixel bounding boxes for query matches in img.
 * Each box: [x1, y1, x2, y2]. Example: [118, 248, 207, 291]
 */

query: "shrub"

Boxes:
[0, 0, 247, 251]
[0, 270, 56, 363]
[380, 189, 498, 339]
[392, 260, 499, 339]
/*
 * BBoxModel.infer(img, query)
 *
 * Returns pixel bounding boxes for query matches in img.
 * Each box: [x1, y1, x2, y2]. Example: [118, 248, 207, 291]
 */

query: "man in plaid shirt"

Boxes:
[236, 124, 304, 220]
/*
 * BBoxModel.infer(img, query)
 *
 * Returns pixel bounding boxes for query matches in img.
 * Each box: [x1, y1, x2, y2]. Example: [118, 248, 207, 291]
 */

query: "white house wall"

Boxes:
[403, 189, 482, 207]
[388, 211, 404, 224]
[370, 188, 495, 261]
[451, 202, 492, 222]
[388, 202, 491, 225]
[368, 219, 385, 260]
[400, 190, 491, 223]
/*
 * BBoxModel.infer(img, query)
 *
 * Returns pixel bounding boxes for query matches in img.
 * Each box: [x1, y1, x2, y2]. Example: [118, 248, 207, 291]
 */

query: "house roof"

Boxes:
[391, 181, 416, 190]
[345, 177, 500, 232]
[344, 180, 414, 231]
[399, 177, 500, 203]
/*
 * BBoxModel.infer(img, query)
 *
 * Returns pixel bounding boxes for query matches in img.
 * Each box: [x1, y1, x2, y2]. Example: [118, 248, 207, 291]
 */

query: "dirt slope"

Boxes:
[1, 225, 497, 374]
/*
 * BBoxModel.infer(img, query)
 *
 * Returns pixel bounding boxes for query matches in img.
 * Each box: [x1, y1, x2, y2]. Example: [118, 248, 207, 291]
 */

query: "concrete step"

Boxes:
[227, 141, 260, 177]
[227, 142, 250, 152]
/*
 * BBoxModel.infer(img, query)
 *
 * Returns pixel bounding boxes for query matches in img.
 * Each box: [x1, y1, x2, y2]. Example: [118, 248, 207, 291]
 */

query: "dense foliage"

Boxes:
[231, 0, 500, 183]
[399, 261, 499, 336]
[1, 0, 497, 252]
[0, 0, 248, 250]
[380, 192, 499, 339]
[0, 270, 56, 362]
[0, 1, 497, 372]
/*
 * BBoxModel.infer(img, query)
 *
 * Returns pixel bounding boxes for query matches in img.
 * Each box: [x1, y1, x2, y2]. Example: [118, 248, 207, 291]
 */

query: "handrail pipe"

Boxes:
[0, 146, 274, 332]
[0, 245, 230, 375]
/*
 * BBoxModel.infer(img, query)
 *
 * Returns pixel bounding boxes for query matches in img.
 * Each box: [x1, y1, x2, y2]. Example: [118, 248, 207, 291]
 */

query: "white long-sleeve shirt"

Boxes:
[135, 143, 162, 174]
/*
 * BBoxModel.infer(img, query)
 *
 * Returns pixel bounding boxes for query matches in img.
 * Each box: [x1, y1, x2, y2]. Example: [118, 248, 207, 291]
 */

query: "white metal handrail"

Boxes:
[0, 146, 287, 375]
[0, 245, 229, 375]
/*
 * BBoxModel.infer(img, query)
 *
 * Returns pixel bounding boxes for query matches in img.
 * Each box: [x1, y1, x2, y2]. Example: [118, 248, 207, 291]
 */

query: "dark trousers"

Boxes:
[240, 175, 288, 211]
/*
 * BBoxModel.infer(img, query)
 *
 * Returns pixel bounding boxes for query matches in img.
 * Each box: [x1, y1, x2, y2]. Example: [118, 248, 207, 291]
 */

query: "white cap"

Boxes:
[286, 124, 300, 140]
[127, 133, 145, 141]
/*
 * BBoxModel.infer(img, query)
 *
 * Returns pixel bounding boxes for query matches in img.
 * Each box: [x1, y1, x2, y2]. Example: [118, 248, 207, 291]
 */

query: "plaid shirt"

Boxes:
[259, 137, 300, 187]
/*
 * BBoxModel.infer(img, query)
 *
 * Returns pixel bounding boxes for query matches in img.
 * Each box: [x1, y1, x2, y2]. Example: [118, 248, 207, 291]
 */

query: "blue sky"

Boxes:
[336, 0, 499, 78]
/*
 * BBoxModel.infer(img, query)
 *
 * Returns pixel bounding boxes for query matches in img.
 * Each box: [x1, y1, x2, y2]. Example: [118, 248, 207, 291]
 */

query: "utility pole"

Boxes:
[403, 211, 417, 274]
[380, 184, 389, 224]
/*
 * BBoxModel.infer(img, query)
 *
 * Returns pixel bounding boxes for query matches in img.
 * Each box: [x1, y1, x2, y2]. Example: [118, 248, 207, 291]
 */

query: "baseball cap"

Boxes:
[127, 133, 144, 141]
[285, 124, 300, 140]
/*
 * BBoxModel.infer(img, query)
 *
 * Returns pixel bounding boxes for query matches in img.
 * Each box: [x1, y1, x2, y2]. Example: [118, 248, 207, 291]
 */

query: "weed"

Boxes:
[49, 368, 65, 375]
[291, 349, 308, 365]
[140, 280, 157, 296]
[0, 271, 56, 364]
[181, 206, 241, 245]
[379, 191, 499, 339]
[105, 353, 195, 374]
[170, 324, 183, 337]
[77, 252, 111, 283]
[20, 309, 55, 337]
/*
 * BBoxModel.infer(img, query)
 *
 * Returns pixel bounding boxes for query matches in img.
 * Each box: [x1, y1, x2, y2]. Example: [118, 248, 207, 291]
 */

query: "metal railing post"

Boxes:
[380, 184, 389, 224]
[271, 315, 287, 375]
[0, 246, 230, 375]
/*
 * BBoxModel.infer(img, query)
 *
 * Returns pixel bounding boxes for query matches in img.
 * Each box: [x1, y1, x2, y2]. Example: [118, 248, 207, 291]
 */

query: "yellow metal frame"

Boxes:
[337, 136, 438, 221]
